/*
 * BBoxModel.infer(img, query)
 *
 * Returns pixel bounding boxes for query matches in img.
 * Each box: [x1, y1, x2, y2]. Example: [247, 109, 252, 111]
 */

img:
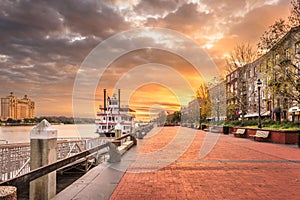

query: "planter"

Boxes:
[270, 130, 299, 144]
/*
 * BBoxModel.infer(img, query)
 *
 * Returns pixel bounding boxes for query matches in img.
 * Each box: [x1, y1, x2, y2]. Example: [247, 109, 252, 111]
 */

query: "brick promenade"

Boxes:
[110, 126, 300, 200]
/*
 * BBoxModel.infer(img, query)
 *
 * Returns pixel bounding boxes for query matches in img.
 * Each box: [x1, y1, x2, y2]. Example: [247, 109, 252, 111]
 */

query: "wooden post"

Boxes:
[30, 120, 57, 200]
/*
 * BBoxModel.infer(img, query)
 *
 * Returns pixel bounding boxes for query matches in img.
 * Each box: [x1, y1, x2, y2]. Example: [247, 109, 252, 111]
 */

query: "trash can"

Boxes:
[201, 124, 206, 130]
[223, 126, 229, 135]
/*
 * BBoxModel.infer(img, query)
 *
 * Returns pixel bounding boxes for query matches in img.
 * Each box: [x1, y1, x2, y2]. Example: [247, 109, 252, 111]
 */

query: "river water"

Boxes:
[0, 124, 97, 144]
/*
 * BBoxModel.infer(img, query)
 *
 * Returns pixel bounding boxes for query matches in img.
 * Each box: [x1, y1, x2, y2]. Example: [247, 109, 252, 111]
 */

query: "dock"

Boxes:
[53, 126, 300, 199]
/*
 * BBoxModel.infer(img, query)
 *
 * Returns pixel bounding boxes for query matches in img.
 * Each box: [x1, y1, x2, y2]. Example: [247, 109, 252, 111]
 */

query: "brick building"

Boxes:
[226, 26, 300, 121]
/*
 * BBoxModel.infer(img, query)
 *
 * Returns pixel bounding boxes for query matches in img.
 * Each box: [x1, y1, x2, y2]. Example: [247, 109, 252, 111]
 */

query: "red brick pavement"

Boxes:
[110, 127, 300, 200]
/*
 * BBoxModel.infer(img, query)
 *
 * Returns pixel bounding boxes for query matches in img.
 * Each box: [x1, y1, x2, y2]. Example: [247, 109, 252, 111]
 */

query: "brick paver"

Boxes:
[110, 127, 300, 200]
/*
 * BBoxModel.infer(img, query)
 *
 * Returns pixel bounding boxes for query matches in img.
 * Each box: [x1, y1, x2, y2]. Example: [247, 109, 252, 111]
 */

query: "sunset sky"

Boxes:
[0, 0, 291, 120]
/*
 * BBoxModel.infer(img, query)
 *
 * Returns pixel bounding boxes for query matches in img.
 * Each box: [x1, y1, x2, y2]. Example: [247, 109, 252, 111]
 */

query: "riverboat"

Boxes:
[95, 89, 135, 137]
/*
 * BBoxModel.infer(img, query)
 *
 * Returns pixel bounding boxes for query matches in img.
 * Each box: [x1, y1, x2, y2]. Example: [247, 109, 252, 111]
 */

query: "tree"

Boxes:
[226, 42, 257, 73]
[257, 0, 300, 53]
[225, 43, 257, 123]
[257, 18, 290, 54]
[288, 0, 300, 27]
[196, 83, 211, 122]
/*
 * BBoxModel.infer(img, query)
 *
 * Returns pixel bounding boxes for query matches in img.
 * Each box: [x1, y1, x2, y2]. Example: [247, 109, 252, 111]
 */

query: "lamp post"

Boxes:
[217, 98, 220, 122]
[257, 79, 262, 128]
[199, 106, 202, 129]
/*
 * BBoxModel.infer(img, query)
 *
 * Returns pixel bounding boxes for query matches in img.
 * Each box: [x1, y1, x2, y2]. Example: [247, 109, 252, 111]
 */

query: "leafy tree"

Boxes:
[288, 0, 300, 27]
[196, 83, 211, 122]
[257, 19, 290, 54]
[257, 0, 300, 53]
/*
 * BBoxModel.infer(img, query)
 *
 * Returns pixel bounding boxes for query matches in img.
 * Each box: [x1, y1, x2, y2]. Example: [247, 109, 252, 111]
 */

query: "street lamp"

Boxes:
[199, 106, 202, 129]
[257, 79, 262, 128]
[217, 98, 220, 122]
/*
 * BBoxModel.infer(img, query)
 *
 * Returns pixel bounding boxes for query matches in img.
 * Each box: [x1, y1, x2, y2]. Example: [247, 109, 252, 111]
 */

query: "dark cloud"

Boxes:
[146, 3, 213, 34]
[0, 0, 292, 117]
[0, 0, 132, 115]
[134, 0, 180, 16]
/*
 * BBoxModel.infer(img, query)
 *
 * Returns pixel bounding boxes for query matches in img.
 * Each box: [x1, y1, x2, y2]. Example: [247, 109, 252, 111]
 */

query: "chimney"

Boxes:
[118, 89, 120, 110]
[104, 89, 107, 110]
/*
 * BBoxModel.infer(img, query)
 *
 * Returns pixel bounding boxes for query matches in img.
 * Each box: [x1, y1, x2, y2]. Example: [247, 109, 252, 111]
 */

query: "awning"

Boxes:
[262, 111, 271, 116]
[288, 106, 300, 112]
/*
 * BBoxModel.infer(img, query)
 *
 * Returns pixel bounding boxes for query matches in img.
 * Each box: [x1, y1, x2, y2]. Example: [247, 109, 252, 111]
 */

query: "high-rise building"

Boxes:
[1, 92, 35, 121]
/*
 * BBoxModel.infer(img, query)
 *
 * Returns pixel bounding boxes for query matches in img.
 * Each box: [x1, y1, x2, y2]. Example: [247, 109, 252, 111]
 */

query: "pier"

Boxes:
[55, 126, 300, 199]
[1, 124, 300, 199]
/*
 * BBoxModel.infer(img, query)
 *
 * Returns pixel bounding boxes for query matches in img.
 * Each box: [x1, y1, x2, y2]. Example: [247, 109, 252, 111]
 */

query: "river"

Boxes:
[0, 124, 97, 144]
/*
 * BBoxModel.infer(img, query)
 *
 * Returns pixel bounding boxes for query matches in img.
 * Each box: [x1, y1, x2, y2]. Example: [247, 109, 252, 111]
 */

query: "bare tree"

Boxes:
[226, 42, 257, 73]
[225, 43, 257, 123]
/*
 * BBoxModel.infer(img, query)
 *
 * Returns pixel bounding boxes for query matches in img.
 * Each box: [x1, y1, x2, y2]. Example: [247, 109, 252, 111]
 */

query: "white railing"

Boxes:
[0, 137, 107, 182]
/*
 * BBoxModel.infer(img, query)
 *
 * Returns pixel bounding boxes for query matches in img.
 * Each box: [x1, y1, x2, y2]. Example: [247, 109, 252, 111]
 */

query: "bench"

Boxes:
[233, 128, 246, 137]
[250, 130, 270, 141]
[209, 126, 221, 133]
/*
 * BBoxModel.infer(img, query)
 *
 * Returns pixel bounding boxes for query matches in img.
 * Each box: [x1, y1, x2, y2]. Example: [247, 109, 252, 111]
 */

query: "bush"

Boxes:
[221, 119, 300, 130]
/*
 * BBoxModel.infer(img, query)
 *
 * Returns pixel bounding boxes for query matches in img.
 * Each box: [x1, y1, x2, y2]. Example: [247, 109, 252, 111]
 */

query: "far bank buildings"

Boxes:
[183, 26, 300, 122]
[1, 92, 35, 121]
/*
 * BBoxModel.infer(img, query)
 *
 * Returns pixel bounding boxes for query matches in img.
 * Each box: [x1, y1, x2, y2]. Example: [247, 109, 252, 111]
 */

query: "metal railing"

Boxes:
[0, 137, 107, 182]
[0, 134, 136, 188]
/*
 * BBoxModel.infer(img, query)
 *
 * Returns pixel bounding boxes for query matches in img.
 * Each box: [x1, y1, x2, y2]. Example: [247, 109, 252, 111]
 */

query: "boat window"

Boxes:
[112, 117, 115, 121]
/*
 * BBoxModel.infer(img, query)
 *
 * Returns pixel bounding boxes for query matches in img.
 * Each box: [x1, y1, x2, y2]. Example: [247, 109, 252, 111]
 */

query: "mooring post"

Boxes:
[30, 119, 57, 200]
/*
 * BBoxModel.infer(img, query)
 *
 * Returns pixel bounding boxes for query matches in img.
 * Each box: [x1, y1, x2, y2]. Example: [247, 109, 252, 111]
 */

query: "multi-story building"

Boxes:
[1, 92, 35, 121]
[209, 81, 226, 121]
[180, 98, 201, 127]
[226, 25, 300, 121]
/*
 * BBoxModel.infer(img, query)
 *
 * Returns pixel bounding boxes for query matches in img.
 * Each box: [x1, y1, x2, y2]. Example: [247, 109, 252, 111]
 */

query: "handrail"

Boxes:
[0, 142, 110, 187]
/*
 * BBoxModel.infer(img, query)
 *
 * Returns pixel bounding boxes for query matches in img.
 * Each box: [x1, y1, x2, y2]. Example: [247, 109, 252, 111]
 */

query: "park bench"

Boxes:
[250, 130, 270, 142]
[233, 128, 246, 137]
[209, 126, 221, 133]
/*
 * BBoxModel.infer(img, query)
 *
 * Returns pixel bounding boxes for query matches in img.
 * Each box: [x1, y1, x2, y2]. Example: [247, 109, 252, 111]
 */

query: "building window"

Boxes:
[295, 41, 300, 54]
[285, 49, 290, 59]
[275, 53, 280, 65]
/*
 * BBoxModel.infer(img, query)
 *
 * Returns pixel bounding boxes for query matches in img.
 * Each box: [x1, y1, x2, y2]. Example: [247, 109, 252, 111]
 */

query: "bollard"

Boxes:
[108, 143, 121, 163]
[30, 119, 57, 200]
[0, 186, 17, 200]
[115, 123, 122, 139]
[136, 132, 144, 139]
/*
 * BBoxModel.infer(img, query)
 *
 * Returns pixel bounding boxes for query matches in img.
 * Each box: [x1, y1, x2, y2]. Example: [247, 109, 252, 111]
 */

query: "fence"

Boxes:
[0, 137, 107, 182]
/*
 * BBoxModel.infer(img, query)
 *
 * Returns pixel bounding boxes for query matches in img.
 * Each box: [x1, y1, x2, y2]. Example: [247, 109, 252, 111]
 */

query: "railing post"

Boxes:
[30, 119, 57, 200]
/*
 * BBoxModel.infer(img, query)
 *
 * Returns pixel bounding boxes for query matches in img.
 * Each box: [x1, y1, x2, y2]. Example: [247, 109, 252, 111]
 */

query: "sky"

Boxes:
[0, 0, 291, 120]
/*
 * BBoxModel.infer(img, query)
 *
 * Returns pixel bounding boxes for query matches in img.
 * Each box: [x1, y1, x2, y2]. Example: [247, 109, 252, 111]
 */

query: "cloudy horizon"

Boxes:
[0, 0, 291, 119]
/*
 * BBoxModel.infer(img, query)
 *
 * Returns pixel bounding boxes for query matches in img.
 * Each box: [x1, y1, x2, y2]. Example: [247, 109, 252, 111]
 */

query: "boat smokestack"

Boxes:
[118, 89, 120, 110]
[104, 89, 107, 110]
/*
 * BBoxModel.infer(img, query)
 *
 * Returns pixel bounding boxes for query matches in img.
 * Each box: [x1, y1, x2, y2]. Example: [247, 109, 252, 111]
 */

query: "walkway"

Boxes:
[54, 127, 300, 199]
